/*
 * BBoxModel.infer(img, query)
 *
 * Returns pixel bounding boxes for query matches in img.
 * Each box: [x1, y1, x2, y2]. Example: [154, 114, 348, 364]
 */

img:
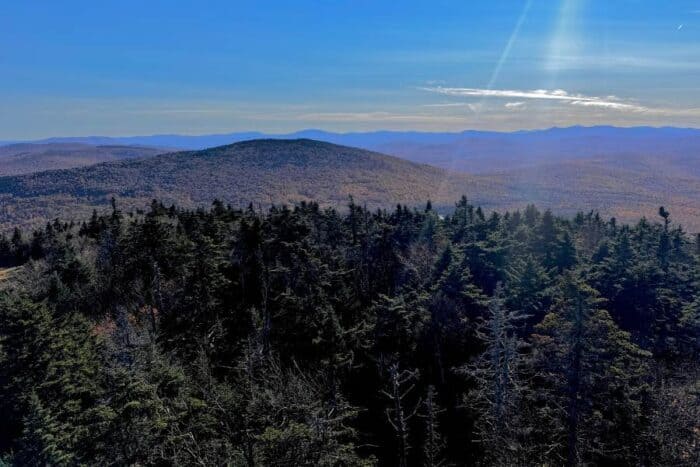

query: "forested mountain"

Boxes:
[0, 143, 168, 175]
[0, 197, 697, 465]
[0, 139, 502, 230]
[1, 137, 700, 231]
[366, 126, 700, 173]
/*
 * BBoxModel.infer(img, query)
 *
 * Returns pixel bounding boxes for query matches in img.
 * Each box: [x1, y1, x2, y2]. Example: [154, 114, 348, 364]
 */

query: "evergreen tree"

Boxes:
[556, 231, 577, 272]
[0, 297, 108, 465]
[0, 198, 696, 465]
[505, 255, 551, 332]
[531, 272, 651, 465]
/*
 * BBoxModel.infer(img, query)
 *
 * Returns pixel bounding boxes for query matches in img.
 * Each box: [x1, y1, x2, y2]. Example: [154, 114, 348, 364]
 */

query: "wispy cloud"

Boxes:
[423, 87, 648, 112]
[568, 100, 646, 111]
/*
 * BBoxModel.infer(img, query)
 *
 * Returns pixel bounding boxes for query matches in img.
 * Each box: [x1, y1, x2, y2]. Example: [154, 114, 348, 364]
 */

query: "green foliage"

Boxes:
[531, 273, 652, 465]
[0, 197, 698, 466]
[0, 297, 107, 465]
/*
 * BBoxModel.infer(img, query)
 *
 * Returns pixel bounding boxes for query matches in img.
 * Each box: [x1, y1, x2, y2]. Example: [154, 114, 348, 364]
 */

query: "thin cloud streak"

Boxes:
[568, 101, 647, 111]
[423, 87, 648, 112]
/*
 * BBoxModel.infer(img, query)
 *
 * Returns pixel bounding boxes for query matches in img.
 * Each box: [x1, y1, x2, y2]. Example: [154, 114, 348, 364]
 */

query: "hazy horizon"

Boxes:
[5, 124, 700, 146]
[3, 1, 700, 139]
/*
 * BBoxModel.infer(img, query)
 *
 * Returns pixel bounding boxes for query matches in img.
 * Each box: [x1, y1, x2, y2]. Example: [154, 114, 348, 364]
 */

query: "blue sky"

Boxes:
[2, 0, 700, 138]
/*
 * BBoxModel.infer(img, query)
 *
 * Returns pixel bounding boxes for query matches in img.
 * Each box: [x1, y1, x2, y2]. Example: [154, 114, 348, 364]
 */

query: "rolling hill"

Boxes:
[0, 139, 505, 230]
[0, 143, 169, 175]
[0, 137, 699, 232]
[368, 126, 700, 173]
[11, 126, 700, 161]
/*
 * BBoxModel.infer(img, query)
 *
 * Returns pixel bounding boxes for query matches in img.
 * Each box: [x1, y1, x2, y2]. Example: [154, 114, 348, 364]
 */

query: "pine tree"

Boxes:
[19, 393, 73, 465]
[658, 206, 672, 270]
[0, 297, 108, 464]
[556, 231, 577, 272]
[505, 255, 551, 332]
[98, 341, 233, 466]
[531, 272, 651, 465]
[537, 210, 558, 268]
[373, 293, 429, 361]
[235, 356, 367, 466]
[425, 251, 487, 383]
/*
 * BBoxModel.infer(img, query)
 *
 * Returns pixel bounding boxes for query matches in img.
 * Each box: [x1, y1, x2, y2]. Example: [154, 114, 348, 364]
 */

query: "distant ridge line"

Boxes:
[4, 125, 700, 150]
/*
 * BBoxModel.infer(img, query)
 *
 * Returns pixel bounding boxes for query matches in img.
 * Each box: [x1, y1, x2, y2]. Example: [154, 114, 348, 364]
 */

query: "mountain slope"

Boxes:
[0, 137, 698, 232]
[372, 126, 700, 173]
[0, 143, 169, 175]
[488, 158, 700, 229]
[0, 139, 502, 229]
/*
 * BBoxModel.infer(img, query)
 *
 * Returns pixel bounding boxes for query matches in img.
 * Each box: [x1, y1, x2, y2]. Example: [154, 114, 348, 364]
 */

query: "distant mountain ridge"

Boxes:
[0, 143, 170, 176]
[6, 125, 700, 154]
[5, 126, 700, 177]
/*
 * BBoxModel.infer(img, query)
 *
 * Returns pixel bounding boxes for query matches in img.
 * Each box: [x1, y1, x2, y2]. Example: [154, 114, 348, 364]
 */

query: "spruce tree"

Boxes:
[531, 272, 651, 465]
[0, 297, 108, 465]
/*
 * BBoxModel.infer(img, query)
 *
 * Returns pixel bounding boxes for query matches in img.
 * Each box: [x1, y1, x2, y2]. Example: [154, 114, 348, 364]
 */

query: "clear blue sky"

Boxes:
[2, 0, 700, 138]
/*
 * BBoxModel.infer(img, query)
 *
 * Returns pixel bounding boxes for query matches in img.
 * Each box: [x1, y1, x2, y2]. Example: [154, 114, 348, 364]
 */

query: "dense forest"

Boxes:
[0, 196, 698, 465]
[0, 140, 492, 232]
[5, 137, 700, 235]
[0, 143, 166, 176]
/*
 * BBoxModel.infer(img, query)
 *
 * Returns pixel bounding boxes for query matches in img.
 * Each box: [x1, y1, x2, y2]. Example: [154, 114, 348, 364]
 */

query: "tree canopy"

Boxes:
[0, 198, 697, 465]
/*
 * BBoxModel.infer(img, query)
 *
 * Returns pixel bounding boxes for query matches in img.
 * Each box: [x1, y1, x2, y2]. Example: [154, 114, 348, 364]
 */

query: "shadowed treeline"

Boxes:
[0, 197, 698, 465]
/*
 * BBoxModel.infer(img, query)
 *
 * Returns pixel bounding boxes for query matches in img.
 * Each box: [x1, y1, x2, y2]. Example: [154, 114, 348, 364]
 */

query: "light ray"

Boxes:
[546, 0, 586, 76]
[486, 0, 534, 90]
